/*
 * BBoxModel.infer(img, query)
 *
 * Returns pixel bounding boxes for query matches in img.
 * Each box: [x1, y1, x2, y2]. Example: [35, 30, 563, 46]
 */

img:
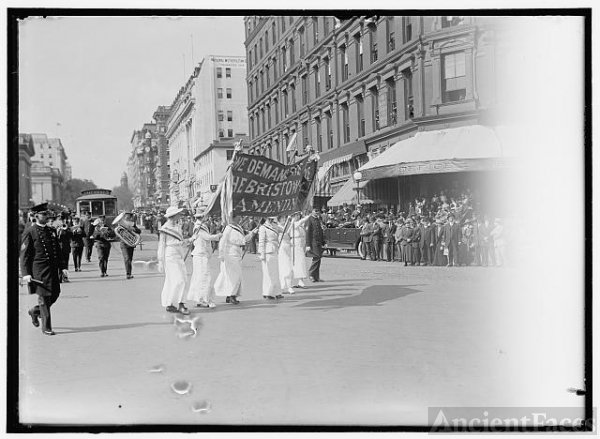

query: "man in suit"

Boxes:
[381, 215, 396, 262]
[442, 213, 462, 267]
[305, 207, 325, 282]
[20, 203, 68, 336]
[420, 217, 436, 266]
[92, 215, 116, 277]
[359, 216, 373, 261]
[81, 211, 94, 262]
[371, 215, 382, 261]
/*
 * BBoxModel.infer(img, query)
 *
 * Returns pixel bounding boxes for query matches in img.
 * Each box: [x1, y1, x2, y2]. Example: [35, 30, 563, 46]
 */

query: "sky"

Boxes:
[18, 15, 246, 189]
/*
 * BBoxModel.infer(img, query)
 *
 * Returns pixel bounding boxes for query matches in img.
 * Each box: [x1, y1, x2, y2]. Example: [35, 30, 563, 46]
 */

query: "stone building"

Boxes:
[244, 16, 512, 212]
[28, 133, 69, 205]
[18, 133, 35, 211]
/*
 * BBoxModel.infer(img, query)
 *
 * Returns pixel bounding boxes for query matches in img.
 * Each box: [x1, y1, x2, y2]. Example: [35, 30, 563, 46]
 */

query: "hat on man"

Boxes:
[165, 206, 185, 218]
[30, 202, 49, 214]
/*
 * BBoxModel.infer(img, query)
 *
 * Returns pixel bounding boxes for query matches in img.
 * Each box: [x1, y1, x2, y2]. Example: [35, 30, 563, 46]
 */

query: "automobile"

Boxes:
[323, 227, 364, 258]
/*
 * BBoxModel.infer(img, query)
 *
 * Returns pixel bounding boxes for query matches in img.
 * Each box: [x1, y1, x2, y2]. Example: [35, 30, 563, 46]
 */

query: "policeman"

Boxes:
[20, 203, 68, 336]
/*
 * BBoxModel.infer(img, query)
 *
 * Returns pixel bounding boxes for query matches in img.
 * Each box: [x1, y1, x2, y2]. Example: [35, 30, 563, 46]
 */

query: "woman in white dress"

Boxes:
[214, 215, 252, 305]
[277, 215, 294, 294]
[290, 211, 311, 288]
[258, 216, 284, 299]
[187, 213, 223, 308]
[157, 206, 190, 315]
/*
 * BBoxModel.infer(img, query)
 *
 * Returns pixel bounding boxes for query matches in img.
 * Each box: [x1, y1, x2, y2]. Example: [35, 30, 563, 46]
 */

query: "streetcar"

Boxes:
[75, 189, 118, 224]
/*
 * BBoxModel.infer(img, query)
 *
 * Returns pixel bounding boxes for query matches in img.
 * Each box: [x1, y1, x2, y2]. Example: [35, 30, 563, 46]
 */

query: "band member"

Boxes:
[258, 216, 284, 299]
[214, 214, 253, 305]
[157, 206, 190, 314]
[81, 211, 94, 262]
[277, 215, 294, 294]
[115, 212, 141, 279]
[305, 207, 325, 282]
[56, 214, 72, 281]
[92, 215, 116, 277]
[69, 216, 85, 272]
[20, 203, 68, 336]
[187, 212, 222, 308]
[290, 211, 311, 288]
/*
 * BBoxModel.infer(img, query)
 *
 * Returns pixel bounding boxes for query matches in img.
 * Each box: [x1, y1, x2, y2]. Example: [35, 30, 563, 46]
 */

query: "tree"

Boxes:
[112, 185, 134, 212]
[62, 178, 97, 208]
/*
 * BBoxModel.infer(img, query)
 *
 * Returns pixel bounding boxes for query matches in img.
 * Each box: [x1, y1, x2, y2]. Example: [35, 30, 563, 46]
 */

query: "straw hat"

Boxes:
[165, 206, 185, 218]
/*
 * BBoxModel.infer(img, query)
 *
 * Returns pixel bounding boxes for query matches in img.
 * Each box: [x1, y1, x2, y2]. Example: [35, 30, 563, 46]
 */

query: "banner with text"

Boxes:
[230, 153, 317, 217]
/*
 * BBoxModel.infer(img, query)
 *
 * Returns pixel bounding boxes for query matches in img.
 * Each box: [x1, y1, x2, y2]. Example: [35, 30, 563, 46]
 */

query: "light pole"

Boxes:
[353, 170, 362, 207]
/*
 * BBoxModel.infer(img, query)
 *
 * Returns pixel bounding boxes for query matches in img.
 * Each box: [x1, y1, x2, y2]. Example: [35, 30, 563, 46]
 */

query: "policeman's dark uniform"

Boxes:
[20, 206, 67, 334]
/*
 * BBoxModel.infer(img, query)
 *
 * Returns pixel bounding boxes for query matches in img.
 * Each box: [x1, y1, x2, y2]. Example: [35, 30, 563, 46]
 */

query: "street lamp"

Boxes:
[353, 170, 362, 206]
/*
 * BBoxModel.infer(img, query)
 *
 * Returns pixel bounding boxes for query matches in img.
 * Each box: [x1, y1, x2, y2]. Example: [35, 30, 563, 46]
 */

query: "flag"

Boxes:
[286, 132, 298, 153]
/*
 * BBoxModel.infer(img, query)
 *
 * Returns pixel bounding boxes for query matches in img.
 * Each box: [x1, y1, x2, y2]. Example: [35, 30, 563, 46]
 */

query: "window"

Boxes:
[267, 104, 271, 129]
[324, 17, 329, 36]
[387, 79, 398, 125]
[218, 110, 224, 121]
[282, 46, 288, 72]
[402, 16, 412, 44]
[260, 71, 264, 92]
[289, 38, 295, 65]
[265, 31, 269, 52]
[261, 108, 266, 132]
[403, 69, 414, 119]
[302, 121, 308, 148]
[275, 139, 280, 161]
[357, 94, 365, 137]
[371, 87, 380, 130]
[291, 83, 297, 112]
[226, 68, 231, 78]
[355, 33, 363, 72]
[228, 129, 234, 137]
[259, 37, 263, 58]
[219, 129, 224, 138]
[272, 22, 276, 45]
[227, 111, 233, 121]
[313, 17, 319, 45]
[281, 16, 286, 32]
[326, 112, 333, 149]
[254, 44, 258, 65]
[370, 25, 378, 63]
[266, 65, 271, 87]
[441, 16, 465, 28]
[249, 116, 254, 139]
[41, 154, 44, 158]
[226, 88, 232, 99]
[289, 16, 294, 25]
[386, 17, 395, 53]
[442, 52, 466, 102]
[341, 103, 350, 143]
[273, 56, 278, 80]
[299, 28, 305, 57]
[227, 150, 234, 160]
[248, 49, 252, 69]
[316, 117, 322, 152]
[217, 67, 223, 78]
[341, 45, 349, 81]
[283, 90, 289, 117]
[325, 58, 332, 90]
[314, 65, 321, 98]
[217, 88, 223, 98]
[302, 75, 308, 105]
[49, 161, 53, 166]
[274, 98, 279, 123]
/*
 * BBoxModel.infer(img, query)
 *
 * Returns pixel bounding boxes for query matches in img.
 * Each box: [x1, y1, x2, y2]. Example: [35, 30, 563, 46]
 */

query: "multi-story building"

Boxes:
[152, 105, 172, 207]
[244, 16, 508, 211]
[28, 133, 69, 205]
[128, 124, 158, 209]
[166, 55, 248, 207]
[18, 133, 35, 211]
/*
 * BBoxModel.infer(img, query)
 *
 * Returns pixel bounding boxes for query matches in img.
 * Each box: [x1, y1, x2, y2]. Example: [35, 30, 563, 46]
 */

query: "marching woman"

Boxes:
[157, 206, 190, 315]
[258, 216, 284, 299]
[277, 215, 294, 294]
[214, 214, 253, 305]
[290, 211, 311, 289]
[187, 212, 223, 308]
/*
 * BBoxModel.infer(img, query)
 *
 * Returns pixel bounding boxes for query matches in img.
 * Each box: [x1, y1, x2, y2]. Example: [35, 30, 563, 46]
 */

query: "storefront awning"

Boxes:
[358, 125, 513, 180]
[327, 178, 373, 207]
[314, 140, 368, 197]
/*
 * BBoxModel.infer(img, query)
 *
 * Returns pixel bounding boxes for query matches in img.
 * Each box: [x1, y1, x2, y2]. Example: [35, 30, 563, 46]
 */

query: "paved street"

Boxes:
[18, 230, 533, 426]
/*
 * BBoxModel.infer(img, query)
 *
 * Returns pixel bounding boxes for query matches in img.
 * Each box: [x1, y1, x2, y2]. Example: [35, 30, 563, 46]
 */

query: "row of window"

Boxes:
[216, 67, 233, 79]
[217, 88, 233, 99]
[217, 110, 234, 122]
[218, 129, 235, 138]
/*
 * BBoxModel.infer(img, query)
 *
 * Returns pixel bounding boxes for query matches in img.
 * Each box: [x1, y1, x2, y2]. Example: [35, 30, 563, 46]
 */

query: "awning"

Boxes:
[358, 125, 513, 180]
[327, 178, 373, 207]
[313, 140, 368, 197]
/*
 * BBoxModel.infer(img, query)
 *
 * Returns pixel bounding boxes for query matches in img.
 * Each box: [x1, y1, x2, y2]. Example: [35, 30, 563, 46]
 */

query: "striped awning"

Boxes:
[313, 154, 353, 197]
[327, 178, 373, 207]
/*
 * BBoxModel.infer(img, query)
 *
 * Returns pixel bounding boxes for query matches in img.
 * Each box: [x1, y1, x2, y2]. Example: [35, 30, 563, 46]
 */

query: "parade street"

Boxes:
[19, 230, 523, 426]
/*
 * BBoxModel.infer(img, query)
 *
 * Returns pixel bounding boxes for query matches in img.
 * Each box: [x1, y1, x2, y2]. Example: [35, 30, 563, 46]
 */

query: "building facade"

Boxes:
[244, 16, 505, 210]
[152, 105, 172, 207]
[18, 133, 35, 210]
[166, 55, 248, 208]
[128, 124, 158, 208]
[28, 133, 69, 205]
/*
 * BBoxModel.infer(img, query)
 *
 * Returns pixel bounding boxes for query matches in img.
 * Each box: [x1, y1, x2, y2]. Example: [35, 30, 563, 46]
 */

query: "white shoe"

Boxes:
[207, 302, 216, 308]
[287, 288, 295, 294]
[298, 280, 306, 287]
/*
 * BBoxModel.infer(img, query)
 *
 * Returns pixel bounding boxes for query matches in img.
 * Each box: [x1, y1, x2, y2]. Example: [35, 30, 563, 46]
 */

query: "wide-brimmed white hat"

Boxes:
[165, 206, 185, 218]
[93, 218, 102, 226]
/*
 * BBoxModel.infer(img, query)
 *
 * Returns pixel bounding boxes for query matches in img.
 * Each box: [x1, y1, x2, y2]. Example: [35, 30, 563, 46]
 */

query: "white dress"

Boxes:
[278, 223, 294, 290]
[187, 224, 222, 304]
[157, 222, 188, 307]
[291, 216, 311, 282]
[214, 223, 247, 297]
[259, 222, 283, 297]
